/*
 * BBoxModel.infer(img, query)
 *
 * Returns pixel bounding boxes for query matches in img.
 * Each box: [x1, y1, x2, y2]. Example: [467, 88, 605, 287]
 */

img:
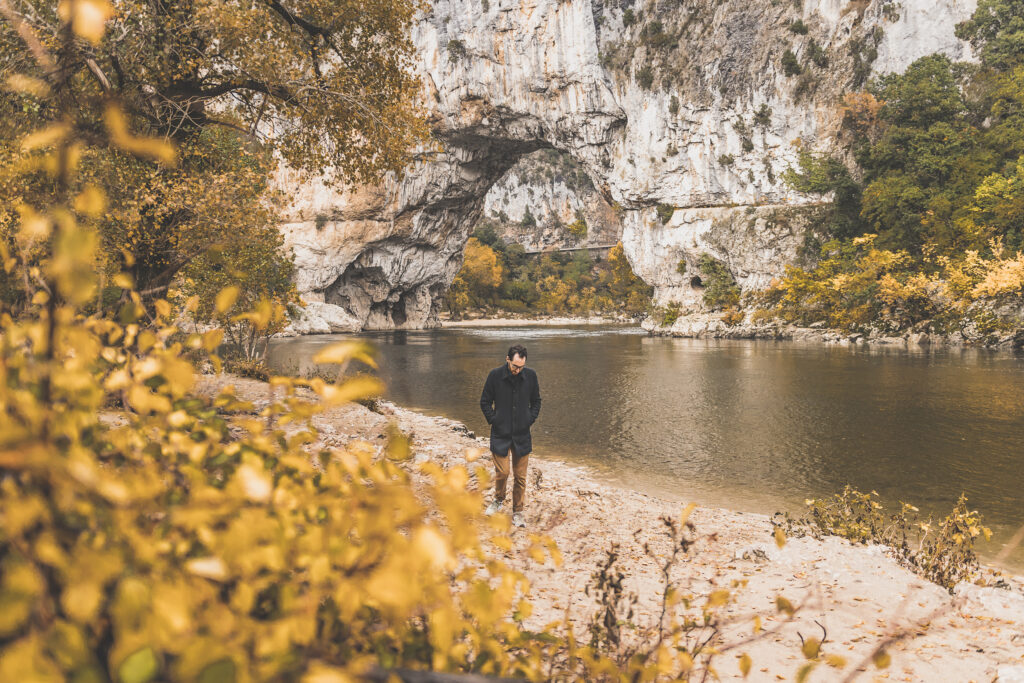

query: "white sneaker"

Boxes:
[485, 499, 503, 516]
[512, 512, 526, 528]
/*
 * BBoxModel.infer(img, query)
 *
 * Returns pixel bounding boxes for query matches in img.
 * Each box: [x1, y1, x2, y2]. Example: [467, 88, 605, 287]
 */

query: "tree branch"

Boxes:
[84, 57, 111, 93]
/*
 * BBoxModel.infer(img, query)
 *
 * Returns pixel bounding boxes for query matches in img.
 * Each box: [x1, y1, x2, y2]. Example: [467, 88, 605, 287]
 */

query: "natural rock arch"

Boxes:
[276, 0, 976, 331]
[279, 0, 627, 330]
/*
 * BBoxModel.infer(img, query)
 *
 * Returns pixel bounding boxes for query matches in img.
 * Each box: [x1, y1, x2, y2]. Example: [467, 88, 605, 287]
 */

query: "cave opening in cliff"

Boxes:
[690, 276, 704, 289]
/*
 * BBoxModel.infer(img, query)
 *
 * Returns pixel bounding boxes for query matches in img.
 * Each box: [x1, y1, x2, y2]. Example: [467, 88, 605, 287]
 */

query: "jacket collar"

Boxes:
[501, 363, 524, 382]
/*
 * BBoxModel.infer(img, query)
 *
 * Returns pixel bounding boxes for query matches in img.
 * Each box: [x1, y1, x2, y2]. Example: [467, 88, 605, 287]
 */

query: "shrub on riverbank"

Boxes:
[756, 234, 1024, 341]
[773, 487, 992, 591]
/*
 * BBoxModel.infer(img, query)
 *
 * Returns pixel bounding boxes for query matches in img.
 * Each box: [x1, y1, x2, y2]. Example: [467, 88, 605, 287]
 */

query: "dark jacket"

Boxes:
[480, 364, 541, 456]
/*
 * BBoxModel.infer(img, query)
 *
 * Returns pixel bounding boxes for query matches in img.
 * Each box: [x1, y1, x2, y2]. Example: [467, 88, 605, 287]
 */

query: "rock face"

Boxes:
[279, 0, 977, 330]
[480, 149, 623, 252]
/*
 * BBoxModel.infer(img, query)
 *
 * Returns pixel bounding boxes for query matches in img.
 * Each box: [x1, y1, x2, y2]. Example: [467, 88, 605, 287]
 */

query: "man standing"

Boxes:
[479, 344, 541, 528]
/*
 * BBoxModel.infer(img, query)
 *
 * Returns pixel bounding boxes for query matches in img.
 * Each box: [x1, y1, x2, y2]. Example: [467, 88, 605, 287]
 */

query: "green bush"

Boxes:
[637, 65, 655, 89]
[520, 207, 536, 227]
[661, 301, 682, 326]
[656, 203, 676, 224]
[807, 38, 829, 67]
[754, 103, 772, 127]
[782, 49, 802, 76]
[788, 19, 809, 34]
[566, 211, 588, 239]
[447, 39, 466, 61]
[698, 253, 741, 309]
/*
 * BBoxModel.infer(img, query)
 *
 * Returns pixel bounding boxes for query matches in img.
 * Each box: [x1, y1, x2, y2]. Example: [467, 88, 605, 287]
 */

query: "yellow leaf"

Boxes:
[160, 357, 194, 396]
[203, 329, 224, 351]
[795, 662, 816, 683]
[801, 637, 820, 660]
[301, 663, 354, 683]
[118, 647, 159, 683]
[680, 501, 697, 526]
[22, 123, 71, 151]
[315, 376, 385, 406]
[62, 581, 102, 623]
[738, 653, 752, 677]
[104, 104, 176, 166]
[167, 411, 189, 428]
[73, 186, 106, 217]
[311, 341, 378, 368]
[413, 527, 455, 571]
[774, 526, 786, 548]
[186, 557, 228, 582]
[58, 0, 114, 44]
[233, 299, 274, 330]
[872, 650, 891, 669]
[215, 286, 240, 314]
[6, 74, 50, 97]
[386, 423, 411, 461]
[775, 595, 794, 616]
[154, 299, 171, 319]
[236, 464, 272, 503]
[104, 369, 130, 391]
[127, 385, 171, 414]
[527, 544, 546, 563]
[17, 207, 50, 243]
[825, 654, 847, 669]
[706, 589, 730, 608]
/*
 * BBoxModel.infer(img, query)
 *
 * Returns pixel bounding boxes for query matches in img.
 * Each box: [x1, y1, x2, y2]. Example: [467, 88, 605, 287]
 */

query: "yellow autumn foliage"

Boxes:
[0, 5, 807, 681]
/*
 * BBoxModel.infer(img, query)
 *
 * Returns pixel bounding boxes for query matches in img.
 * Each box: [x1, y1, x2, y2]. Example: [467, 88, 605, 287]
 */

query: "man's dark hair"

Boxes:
[507, 344, 527, 361]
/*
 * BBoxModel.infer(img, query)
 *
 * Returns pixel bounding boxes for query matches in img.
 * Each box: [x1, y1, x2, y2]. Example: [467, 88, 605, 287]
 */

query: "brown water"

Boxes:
[266, 325, 1024, 571]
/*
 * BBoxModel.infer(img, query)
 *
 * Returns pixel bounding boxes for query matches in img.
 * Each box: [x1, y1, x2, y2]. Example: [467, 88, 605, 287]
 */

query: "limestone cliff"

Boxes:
[278, 0, 977, 330]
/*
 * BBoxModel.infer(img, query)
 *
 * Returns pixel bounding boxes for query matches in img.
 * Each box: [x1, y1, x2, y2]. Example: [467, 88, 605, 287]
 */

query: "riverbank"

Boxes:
[643, 312, 1024, 350]
[441, 313, 638, 327]
[199, 374, 1024, 681]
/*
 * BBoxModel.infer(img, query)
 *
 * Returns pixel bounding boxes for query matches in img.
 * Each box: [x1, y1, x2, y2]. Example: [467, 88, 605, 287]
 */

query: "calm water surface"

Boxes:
[267, 325, 1024, 570]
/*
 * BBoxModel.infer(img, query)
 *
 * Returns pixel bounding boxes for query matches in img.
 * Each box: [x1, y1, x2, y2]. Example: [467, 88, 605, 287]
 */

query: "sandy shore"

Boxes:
[199, 375, 1024, 681]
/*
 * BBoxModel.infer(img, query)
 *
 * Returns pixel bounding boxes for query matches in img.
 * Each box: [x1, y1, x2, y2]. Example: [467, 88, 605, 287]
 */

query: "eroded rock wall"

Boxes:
[279, 0, 977, 329]
[481, 149, 622, 251]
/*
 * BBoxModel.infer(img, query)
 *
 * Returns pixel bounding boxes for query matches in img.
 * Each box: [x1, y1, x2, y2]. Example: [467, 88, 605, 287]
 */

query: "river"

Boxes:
[266, 324, 1024, 571]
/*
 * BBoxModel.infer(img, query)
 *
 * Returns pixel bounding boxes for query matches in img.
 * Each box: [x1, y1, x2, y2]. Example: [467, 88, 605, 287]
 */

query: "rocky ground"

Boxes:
[644, 312, 1024, 350]
[198, 375, 1024, 682]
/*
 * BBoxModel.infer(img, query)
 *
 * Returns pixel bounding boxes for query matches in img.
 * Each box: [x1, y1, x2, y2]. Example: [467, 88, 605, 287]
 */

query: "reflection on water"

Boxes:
[267, 325, 1024, 570]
